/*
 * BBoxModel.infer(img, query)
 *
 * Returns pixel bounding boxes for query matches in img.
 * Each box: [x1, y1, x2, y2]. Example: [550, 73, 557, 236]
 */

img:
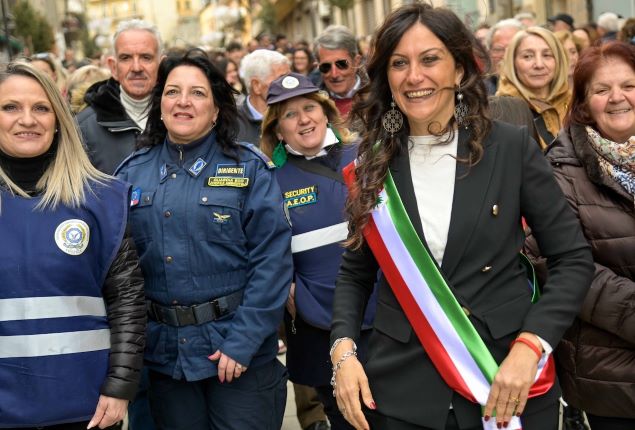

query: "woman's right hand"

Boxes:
[332, 341, 376, 430]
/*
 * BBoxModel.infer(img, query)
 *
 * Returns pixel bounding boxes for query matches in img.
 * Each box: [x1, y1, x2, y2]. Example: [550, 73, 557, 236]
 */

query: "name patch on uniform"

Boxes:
[284, 185, 318, 208]
[55, 219, 90, 256]
[207, 163, 249, 187]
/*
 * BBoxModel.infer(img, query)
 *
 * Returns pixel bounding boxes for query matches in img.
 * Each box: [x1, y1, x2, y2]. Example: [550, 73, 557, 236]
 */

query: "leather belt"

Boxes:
[147, 290, 243, 327]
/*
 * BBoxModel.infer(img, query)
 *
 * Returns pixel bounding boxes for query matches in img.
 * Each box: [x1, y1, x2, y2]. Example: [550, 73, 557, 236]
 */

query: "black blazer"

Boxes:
[331, 121, 594, 429]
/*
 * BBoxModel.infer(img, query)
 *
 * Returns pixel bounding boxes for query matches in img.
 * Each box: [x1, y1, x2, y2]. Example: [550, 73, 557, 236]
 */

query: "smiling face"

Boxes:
[0, 75, 56, 158]
[514, 34, 556, 99]
[160, 65, 219, 145]
[276, 95, 328, 156]
[587, 57, 635, 143]
[387, 22, 463, 136]
[317, 47, 360, 97]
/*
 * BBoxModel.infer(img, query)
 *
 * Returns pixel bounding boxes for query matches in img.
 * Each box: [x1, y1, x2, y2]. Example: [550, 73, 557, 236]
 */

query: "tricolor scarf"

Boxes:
[586, 126, 635, 198]
[343, 163, 555, 430]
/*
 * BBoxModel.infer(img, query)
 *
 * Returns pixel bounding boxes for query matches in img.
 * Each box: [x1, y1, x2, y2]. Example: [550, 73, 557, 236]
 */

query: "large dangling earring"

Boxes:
[271, 140, 287, 168]
[382, 97, 403, 136]
[454, 86, 468, 127]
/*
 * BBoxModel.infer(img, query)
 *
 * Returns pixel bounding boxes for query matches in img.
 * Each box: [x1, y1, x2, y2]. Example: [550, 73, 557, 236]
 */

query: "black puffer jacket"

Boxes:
[528, 123, 635, 418]
[100, 227, 146, 401]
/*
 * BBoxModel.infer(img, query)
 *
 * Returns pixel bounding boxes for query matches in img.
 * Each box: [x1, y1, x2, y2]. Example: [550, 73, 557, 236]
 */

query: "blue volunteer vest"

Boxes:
[276, 144, 375, 330]
[0, 179, 129, 428]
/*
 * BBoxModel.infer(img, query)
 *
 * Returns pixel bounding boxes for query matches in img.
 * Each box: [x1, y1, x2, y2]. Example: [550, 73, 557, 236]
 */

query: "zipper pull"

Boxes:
[290, 319, 297, 334]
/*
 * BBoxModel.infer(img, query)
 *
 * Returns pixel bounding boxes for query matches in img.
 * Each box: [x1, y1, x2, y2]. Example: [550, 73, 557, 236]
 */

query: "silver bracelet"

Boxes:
[329, 337, 357, 358]
[330, 349, 357, 397]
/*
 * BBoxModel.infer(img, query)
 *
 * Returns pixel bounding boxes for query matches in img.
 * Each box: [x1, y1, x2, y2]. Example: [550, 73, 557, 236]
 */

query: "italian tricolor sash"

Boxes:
[343, 163, 555, 430]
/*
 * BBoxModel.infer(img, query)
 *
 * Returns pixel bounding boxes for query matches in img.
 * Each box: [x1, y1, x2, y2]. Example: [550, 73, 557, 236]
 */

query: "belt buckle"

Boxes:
[211, 299, 223, 319]
[175, 306, 197, 326]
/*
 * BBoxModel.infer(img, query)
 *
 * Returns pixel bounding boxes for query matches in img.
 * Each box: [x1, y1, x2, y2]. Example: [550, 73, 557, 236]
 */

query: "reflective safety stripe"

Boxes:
[0, 296, 106, 322]
[291, 221, 349, 254]
[0, 329, 111, 358]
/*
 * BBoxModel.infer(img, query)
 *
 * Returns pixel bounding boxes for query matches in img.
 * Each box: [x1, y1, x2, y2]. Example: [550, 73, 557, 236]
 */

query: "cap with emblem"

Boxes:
[266, 72, 320, 105]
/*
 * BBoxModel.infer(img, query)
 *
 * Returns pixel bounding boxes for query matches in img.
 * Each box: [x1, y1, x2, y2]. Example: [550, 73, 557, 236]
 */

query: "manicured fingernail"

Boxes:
[483, 415, 490, 421]
[497, 423, 502, 429]
[516, 412, 521, 417]
[370, 401, 377, 410]
[503, 422, 508, 428]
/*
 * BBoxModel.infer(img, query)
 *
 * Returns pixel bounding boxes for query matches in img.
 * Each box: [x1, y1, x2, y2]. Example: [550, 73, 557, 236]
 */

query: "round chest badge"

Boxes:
[55, 219, 90, 256]
[281, 76, 299, 89]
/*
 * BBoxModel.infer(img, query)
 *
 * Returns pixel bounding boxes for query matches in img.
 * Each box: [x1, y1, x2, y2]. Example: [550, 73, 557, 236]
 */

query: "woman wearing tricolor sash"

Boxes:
[329, 4, 594, 430]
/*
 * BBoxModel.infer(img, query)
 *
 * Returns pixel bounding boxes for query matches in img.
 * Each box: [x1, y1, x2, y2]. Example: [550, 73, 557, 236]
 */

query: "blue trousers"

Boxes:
[128, 367, 157, 430]
[148, 359, 288, 430]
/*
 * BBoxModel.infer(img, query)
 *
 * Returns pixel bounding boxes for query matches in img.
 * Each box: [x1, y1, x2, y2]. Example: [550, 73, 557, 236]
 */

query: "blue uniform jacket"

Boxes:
[116, 131, 292, 381]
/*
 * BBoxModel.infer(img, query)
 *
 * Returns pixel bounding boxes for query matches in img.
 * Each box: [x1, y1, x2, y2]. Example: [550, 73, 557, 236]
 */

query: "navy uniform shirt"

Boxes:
[116, 131, 292, 381]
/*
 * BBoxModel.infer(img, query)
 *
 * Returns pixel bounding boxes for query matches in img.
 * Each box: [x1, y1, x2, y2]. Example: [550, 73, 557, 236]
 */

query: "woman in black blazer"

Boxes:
[329, 4, 594, 430]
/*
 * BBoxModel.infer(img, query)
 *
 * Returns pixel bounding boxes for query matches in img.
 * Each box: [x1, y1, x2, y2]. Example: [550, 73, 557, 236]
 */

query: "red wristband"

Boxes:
[510, 337, 542, 361]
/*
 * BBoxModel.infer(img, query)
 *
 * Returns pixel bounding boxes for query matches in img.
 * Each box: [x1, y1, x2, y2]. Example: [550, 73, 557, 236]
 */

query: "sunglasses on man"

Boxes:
[318, 59, 350, 74]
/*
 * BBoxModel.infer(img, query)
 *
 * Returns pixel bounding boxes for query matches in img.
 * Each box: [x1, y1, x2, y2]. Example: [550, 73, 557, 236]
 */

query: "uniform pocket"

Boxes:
[198, 189, 245, 243]
[144, 321, 171, 365]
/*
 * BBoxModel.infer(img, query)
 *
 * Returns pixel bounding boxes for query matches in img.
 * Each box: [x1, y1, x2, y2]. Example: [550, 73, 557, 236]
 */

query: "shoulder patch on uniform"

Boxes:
[237, 141, 276, 170]
[113, 146, 153, 175]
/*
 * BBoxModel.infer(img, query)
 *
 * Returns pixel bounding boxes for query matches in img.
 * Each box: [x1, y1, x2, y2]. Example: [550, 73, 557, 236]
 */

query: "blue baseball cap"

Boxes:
[267, 72, 320, 105]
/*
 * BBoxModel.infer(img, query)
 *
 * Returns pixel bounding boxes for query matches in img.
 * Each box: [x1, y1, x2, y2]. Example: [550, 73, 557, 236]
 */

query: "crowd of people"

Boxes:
[0, 4, 633, 430]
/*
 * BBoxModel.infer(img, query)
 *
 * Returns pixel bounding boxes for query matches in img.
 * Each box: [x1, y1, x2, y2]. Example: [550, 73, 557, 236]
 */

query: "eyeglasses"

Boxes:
[318, 59, 350, 74]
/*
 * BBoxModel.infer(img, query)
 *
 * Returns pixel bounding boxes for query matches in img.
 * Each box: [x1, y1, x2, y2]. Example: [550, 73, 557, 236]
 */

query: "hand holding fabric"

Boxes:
[483, 333, 541, 427]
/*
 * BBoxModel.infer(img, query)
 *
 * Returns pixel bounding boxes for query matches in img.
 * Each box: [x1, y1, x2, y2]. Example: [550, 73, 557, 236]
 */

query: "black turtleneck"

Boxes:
[0, 141, 58, 195]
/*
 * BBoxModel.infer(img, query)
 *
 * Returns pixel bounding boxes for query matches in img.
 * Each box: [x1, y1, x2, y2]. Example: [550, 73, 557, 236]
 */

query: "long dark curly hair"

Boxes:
[346, 3, 491, 250]
[137, 48, 240, 159]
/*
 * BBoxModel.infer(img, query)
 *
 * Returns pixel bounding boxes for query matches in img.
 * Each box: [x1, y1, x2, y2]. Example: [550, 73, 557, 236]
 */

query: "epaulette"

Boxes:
[237, 141, 276, 170]
[113, 146, 152, 175]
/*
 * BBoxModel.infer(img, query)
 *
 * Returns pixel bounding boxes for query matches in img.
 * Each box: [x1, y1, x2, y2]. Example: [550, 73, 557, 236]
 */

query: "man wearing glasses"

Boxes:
[314, 25, 365, 119]
[483, 18, 522, 95]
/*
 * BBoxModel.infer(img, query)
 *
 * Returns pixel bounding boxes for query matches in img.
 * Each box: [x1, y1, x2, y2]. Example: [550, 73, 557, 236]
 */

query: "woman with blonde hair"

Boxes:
[66, 65, 111, 114]
[497, 27, 570, 148]
[0, 61, 145, 430]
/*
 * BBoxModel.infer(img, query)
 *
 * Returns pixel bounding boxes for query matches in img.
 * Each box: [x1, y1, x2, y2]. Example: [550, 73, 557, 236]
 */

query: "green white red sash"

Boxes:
[343, 163, 555, 430]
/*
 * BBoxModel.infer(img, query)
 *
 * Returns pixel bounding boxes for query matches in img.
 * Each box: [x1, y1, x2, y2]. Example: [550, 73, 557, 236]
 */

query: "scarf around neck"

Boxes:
[586, 126, 635, 198]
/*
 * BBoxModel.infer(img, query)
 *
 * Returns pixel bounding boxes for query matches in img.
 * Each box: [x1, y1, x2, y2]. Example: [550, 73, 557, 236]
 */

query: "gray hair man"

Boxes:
[314, 25, 364, 117]
[597, 12, 619, 41]
[484, 18, 523, 95]
[237, 49, 290, 144]
[77, 19, 163, 173]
